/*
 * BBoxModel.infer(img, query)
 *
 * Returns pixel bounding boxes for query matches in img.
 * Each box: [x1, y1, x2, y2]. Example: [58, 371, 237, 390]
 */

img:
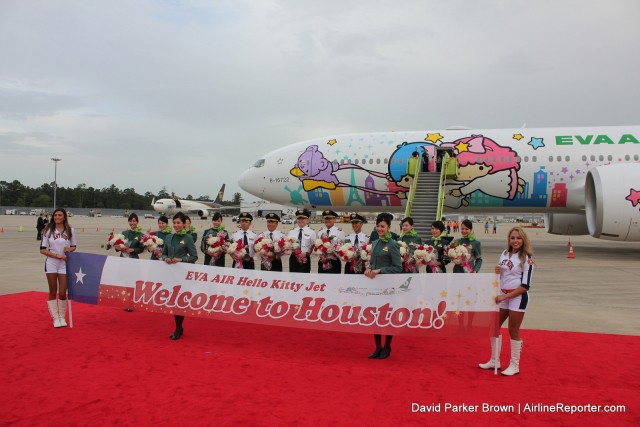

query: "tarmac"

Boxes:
[1, 214, 639, 336]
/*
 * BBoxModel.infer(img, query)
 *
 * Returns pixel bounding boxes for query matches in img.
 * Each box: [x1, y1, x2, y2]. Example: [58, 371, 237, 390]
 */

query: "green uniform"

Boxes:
[399, 233, 422, 246]
[369, 229, 400, 242]
[369, 239, 403, 274]
[424, 236, 452, 273]
[201, 227, 228, 266]
[151, 227, 173, 260]
[452, 237, 482, 273]
[186, 227, 197, 246]
[161, 233, 198, 264]
[121, 229, 144, 259]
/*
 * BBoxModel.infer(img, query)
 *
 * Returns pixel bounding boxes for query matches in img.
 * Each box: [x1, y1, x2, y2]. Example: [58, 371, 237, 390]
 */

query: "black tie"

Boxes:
[354, 234, 359, 249]
[270, 232, 273, 240]
[243, 232, 248, 246]
[298, 228, 303, 243]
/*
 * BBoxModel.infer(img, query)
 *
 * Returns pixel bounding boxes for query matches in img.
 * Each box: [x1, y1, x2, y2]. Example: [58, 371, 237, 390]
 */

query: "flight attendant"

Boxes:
[287, 208, 316, 273]
[344, 213, 368, 274]
[40, 208, 77, 328]
[201, 212, 228, 267]
[452, 219, 483, 273]
[151, 215, 172, 261]
[316, 210, 344, 274]
[162, 212, 198, 340]
[257, 213, 286, 271]
[424, 221, 451, 273]
[365, 213, 402, 359]
[231, 212, 257, 269]
[118, 213, 144, 259]
[184, 215, 197, 245]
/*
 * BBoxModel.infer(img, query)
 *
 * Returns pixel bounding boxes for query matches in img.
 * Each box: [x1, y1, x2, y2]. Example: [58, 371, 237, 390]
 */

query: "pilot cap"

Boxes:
[322, 210, 338, 219]
[349, 213, 366, 223]
[238, 212, 253, 221]
[295, 208, 311, 219]
[265, 213, 280, 222]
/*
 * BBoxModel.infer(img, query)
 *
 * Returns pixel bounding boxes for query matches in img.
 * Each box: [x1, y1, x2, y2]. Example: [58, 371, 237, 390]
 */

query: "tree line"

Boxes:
[0, 180, 242, 211]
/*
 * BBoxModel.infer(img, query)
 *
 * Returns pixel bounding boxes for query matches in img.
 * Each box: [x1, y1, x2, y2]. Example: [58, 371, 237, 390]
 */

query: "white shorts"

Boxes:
[498, 290, 529, 312]
[45, 258, 66, 274]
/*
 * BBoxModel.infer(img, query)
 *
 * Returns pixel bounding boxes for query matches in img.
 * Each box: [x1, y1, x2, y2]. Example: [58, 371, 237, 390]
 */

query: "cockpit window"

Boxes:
[253, 159, 265, 168]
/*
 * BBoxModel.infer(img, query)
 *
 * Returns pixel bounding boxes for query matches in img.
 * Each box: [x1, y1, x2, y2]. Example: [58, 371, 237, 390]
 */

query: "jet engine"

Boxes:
[544, 213, 590, 236]
[197, 209, 210, 219]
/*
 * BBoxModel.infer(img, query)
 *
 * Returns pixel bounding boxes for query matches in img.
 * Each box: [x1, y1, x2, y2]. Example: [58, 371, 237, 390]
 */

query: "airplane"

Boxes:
[238, 126, 640, 241]
[152, 184, 237, 219]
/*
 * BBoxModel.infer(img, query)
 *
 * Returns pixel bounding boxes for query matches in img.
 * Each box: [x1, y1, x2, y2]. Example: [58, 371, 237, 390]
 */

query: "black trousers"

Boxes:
[289, 255, 311, 273]
[205, 254, 225, 267]
[233, 259, 255, 269]
[318, 258, 341, 274]
[261, 258, 283, 272]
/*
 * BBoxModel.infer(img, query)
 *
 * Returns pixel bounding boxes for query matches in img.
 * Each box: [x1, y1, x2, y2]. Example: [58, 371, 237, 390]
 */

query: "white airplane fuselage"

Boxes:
[152, 199, 220, 219]
[238, 126, 640, 241]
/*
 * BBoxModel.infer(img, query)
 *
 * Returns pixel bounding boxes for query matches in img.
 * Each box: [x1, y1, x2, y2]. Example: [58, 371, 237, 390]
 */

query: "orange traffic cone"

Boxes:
[0, 227, 4, 232]
[82, 227, 85, 232]
[568, 244, 575, 259]
[96, 227, 99, 232]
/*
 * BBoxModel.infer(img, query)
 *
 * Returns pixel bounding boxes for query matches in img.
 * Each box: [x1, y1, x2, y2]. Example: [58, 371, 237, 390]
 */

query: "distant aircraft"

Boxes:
[152, 184, 237, 219]
[238, 126, 640, 241]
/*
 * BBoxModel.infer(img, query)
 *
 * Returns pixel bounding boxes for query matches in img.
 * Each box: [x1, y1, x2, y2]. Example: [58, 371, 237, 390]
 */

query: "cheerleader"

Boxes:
[162, 212, 198, 340]
[151, 215, 172, 261]
[452, 219, 483, 273]
[364, 213, 403, 359]
[39, 208, 77, 328]
[424, 221, 451, 273]
[257, 213, 286, 271]
[287, 209, 316, 273]
[479, 227, 534, 376]
[230, 212, 257, 269]
[201, 212, 228, 267]
[344, 213, 368, 274]
[316, 210, 344, 274]
[118, 213, 144, 259]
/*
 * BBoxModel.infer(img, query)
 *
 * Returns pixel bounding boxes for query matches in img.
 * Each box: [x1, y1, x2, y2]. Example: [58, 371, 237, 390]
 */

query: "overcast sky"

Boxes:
[1, 0, 639, 201]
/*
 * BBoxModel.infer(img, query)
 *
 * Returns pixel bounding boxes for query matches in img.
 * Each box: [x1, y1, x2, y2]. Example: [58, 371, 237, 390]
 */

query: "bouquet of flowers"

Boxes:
[227, 239, 248, 269]
[398, 241, 417, 273]
[105, 233, 129, 256]
[273, 236, 288, 258]
[446, 242, 474, 273]
[142, 232, 164, 258]
[254, 237, 275, 270]
[312, 235, 340, 270]
[283, 236, 300, 255]
[414, 244, 440, 273]
[206, 232, 228, 265]
[337, 242, 364, 273]
[359, 242, 374, 269]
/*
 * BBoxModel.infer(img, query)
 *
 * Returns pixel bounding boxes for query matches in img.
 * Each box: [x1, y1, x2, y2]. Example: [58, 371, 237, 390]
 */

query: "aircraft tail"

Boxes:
[214, 184, 225, 205]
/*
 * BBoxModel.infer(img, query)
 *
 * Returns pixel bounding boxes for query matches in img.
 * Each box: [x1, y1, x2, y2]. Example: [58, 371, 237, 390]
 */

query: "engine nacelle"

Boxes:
[197, 209, 210, 219]
[585, 164, 640, 241]
[544, 213, 590, 236]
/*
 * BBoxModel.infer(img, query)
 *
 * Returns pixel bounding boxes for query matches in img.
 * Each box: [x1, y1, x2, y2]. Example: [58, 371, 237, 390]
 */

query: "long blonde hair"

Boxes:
[505, 226, 533, 265]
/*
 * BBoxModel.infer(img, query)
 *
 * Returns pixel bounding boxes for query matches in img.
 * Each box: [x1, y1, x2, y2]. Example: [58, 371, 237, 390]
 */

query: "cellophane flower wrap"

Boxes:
[398, 241, 417, 273]
[284, 236, 306, 264]
[206, 232, 228, 265]
[359, 242, 374, 269]
[254, 237, 275, 270]
[312, 235, 340, 270]
[446, 242, 473, 273]
[414, 244, 440, 272]
[337, 242, 363, 273]
[142, 232, 164, 258]
[227, 239, 248, 269]
[105, 233, 129, 256]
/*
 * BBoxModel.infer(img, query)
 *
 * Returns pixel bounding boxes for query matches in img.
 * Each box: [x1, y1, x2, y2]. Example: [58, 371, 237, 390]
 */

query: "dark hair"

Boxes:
[461, 219, 473, 230]
[211, 212, 222, 221]
[158, 215, 168, 224]
[43, 208, 72, 239]
[401, 217, 414, 226]
[412, 151, 419, 157]
[376, 212, 393, 226]
[184, 215, 191, 222]
[173, 212, 187, 223]
[128, 212, 139, 222]
[431, 221, 445, 232]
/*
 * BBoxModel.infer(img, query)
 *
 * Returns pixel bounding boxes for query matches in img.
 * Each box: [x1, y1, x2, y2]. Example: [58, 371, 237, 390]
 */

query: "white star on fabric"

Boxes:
[75, 268, 86, 285]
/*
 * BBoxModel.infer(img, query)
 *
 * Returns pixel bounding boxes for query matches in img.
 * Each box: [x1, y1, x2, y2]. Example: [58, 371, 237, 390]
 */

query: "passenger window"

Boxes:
[599, 155, 604, 161]
[607, 155, 612, 161]
[376, 158, 381, 164]
[625, 155, 630, 161]
[532, 156, 537, 162]
[355, 159, 359, 165]
[565, 156, 570, 162]
[524, 156, 529, 162]
[590, 155, 595, 161]
[557, 156, 562, 162]
[549, 156, 553, 162]
[582, 155, 587, 161]
[384, 158, 388, 164]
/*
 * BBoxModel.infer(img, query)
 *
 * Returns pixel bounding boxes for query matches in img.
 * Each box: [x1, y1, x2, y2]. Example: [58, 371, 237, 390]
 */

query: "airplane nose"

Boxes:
[238, 168, 255, 194]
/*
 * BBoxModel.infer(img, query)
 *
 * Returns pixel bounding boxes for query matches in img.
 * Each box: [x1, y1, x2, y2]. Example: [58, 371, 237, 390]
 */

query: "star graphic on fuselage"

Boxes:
[327, 139, 337, 146]
[75, 268, 86, 285]
[424, 133, 443, 143]
[528, 137, 545, 150]
[626, 188, 640, 207]
[455, 141, 469, 152]
[513, 134, 524, 141]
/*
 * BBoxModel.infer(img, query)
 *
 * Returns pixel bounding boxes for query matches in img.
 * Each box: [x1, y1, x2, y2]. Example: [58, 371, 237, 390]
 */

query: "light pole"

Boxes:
[51, 158, 61, 209]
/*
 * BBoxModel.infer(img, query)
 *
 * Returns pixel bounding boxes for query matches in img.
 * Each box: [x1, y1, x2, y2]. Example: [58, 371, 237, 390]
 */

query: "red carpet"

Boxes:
[1, 292, 638, 426]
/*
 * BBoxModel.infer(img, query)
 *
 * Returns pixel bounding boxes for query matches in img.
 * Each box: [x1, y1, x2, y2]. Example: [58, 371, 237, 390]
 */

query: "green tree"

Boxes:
[31, 194, 52, 207]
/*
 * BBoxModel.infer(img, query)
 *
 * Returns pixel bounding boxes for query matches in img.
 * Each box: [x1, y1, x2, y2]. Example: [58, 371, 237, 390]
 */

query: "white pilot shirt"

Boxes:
[287, 226, 316, 253]
[258, 230, 286, 242]
[317, 225, 345, 243]
[346, 232, 369, 250]
[231, 229, 258, 258]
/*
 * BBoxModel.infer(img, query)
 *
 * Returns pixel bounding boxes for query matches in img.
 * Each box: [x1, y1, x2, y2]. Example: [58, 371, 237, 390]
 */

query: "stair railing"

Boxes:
[403, 155, 422, 218]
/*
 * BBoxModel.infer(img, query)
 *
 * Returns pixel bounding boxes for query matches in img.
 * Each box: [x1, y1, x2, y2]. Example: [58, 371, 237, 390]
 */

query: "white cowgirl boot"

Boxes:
[57, 299, 68, 327]
[478, 335, 502, 369]
[501, 339, 523, 376]
[47, 300, 62, 328]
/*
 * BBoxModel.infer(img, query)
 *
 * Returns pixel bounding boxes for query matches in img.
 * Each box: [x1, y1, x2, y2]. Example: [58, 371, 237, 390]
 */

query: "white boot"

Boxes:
[57, 299, 68, 327]
[501, 339, 523, 376]
[47, 300, 62, 328]
[478, 335, 502, 369]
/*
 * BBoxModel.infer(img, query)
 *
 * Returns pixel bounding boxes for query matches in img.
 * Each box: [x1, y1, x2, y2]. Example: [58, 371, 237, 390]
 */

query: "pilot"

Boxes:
[344, 213, 369, 274]
[231, 212, 257, 269]
[257, 213, 286, 271]
[287, 208, 316, 273]
[201, 212, 228, 267]
[317, 210, 345, 274]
